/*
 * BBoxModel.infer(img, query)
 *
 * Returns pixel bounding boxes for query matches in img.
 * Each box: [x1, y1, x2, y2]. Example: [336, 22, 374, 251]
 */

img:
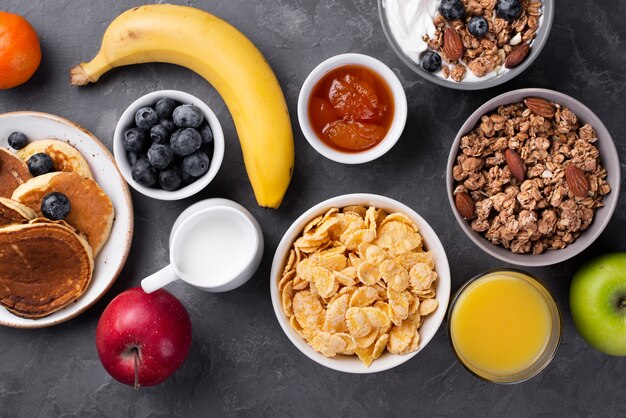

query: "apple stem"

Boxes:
[133, 348, 140, 390]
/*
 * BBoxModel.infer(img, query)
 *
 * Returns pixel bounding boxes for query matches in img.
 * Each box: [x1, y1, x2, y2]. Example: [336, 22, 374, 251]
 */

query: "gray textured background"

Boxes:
[1, 0, 625, 417]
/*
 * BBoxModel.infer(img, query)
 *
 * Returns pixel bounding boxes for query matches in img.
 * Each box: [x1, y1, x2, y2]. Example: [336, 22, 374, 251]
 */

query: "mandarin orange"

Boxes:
[0, 11, 41, 89]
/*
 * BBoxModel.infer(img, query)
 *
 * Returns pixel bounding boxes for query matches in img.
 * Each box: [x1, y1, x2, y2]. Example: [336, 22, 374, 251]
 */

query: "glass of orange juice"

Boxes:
[448, 269, 562, 384]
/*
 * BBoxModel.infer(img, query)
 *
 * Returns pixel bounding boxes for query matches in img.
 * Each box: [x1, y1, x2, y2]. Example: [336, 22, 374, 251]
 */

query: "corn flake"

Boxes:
[341, 228, 376, 251]
[354, 328, 378, 348]
[375, 221, 422, 255]
[283, 249, 296, 276]
[281, 281, 294, 317]
[335, 332, 357, 354]
[357, 261, 380, 286]
[314, 253, 347, 272]
[343, 205, 368, 218]
[373, 334, 389, 360]
[379, 260, 409, 292]
[381, 213, 419, 232]
[409, 263, 437, 291]
[387, 322, 416, 354]
[345, 307, 372, 338]
[349, 286, 379, 308]
[310, 331, 347, 357]
[293, 290, 323, 331]
[355, 346, 375, 367]
[324, 294, 349, 333]
[278, 269, 296, 292]
[418, 298, 439, 316]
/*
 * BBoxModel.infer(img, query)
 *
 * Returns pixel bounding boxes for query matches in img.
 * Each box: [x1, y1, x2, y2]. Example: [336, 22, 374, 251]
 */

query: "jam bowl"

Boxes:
[297, 53, 408, 164]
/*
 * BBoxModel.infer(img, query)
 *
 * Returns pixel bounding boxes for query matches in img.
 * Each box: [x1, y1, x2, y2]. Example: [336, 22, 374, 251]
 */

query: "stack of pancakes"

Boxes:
[0, 139, 114, 319]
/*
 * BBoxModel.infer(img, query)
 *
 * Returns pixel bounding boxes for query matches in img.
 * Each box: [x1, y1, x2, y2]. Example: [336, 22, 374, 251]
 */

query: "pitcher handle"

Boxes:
[141, 264, 178, 294]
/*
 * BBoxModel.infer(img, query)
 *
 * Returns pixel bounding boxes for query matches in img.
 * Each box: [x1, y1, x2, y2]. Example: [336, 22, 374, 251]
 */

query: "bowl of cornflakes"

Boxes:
[270, 194, 451, 373]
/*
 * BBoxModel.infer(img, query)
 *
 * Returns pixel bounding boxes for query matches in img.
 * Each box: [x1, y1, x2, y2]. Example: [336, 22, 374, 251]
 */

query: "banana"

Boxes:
[70, 4, 294, 209]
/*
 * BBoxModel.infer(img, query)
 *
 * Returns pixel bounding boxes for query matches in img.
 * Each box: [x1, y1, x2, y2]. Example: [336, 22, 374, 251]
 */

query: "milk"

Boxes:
[176, 212, 255, 284]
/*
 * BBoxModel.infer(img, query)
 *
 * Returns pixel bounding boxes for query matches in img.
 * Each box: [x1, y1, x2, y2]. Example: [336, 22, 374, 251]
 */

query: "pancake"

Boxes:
[12, 172, 114, 255]
[0, 197, 36, 227]
[16, 139, 93, 179]
[0, 148, 32, 198]
[0, 221, 93, 319]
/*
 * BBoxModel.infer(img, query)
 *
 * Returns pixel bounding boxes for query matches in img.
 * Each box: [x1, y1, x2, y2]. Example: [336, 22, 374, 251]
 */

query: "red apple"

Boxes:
[96, 287, 192, 388]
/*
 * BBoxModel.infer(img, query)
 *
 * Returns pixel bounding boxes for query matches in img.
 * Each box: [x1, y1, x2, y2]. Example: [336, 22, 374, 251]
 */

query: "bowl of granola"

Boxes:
[270, 194, 451, 373]
[446, 88, 620, 266]
[378, 0, 554, 89]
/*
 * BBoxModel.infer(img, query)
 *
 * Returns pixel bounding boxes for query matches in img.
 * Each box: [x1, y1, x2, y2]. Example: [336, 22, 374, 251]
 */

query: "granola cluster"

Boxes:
[452, 101, 611, 254]
[425, 0, 542, 81]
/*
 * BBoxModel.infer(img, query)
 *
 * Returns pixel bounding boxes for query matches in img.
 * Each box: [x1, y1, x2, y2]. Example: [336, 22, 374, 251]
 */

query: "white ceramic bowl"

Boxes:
[270, 193, 451, 374]
[446, 89, 620, 266]
[297, 54, 408, 164]
[114, 90, 225, 200]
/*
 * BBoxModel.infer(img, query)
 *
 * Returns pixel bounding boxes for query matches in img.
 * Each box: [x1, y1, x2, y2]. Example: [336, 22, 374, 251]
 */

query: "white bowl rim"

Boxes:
[270, 193, 451, 374]
[113, 89, 225, 201]
[446, 88, 621, 266]
[297, 53, 408, 164]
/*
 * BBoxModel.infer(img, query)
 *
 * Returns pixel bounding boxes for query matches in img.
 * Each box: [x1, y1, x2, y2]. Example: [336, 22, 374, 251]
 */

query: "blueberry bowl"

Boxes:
[113, 90, 225, 201]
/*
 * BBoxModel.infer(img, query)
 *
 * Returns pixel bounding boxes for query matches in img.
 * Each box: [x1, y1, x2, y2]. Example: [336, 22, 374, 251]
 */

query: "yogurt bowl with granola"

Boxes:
[378, 0, 554, 89]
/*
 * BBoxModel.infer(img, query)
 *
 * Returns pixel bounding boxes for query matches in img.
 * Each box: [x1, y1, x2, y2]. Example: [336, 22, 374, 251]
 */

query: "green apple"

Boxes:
[570, 253, 626, 356]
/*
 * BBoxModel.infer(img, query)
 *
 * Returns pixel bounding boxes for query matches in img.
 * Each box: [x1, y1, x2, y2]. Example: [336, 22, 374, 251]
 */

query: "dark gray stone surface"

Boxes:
[0, 0, 625, 416]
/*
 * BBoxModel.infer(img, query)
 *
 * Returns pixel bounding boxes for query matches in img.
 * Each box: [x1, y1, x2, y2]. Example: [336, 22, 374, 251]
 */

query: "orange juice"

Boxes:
[449, 270, 560, 382]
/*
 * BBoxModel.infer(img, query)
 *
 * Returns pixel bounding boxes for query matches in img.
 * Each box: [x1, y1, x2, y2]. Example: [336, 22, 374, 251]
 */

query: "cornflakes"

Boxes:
[278, 205, 440, 367]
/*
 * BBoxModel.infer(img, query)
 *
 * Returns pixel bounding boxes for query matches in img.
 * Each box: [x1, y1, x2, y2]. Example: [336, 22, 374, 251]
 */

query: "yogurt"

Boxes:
[383, 0, 507, 83]
[384, 0, 439, 65]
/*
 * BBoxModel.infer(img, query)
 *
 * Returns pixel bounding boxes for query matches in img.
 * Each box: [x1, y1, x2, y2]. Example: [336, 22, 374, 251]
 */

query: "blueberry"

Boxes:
[420, 51, 442, 73]
[135, 107, 160, 130]
[131, 157, 157, 187]
[180, 168, 196, 185]
[41, 192, 71, 220]
[468, 16, 489, 38]
[159, 119, 176, 132]
[150, 124, 169, 144]
[199, 141, 214, 160]
[170, 128, 202, 156]
[159, 165, 182, 191]
[199, 123, 214, 144]
[122, 127, 150, 153]
[27, 153, 55, 176]
[127, 151, 140, 166]
[496, 0, 522, 22]
[172, 105, 204, 128]
[182, 150, 210, 177]
[147, 143, 174, 170]
[438, 0, 465, 20]
[155, 98, 178, 119]
[8, 131, 28, 150]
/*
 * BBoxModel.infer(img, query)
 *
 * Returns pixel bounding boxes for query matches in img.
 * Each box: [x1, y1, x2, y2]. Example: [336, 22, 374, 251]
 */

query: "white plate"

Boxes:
[0, 112, 133, 328]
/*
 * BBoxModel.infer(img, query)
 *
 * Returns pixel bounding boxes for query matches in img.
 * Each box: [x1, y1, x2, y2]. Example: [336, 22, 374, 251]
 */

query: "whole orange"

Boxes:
[0, 11, 41, 89]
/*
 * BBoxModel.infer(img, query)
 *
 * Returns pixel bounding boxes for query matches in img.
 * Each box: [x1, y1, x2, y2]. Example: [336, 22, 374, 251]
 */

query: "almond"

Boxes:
[455, 192, 475, 220]
[524, 97, 556, 118]
[443, 28, 464, 61]
[565, 165, 590, 197]
[505, 148, 526, 183]
[505, 43, 530, 68]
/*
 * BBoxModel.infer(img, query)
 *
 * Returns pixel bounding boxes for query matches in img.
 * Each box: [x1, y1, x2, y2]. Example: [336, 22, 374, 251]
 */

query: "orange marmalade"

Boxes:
[308, 65, 394, 153]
